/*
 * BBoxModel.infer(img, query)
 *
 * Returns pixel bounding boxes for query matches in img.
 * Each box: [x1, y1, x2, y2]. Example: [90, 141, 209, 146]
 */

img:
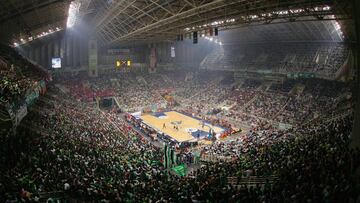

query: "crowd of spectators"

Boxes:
[1, 88, 165, 202]
[202, 43, 350, 77]
[0, 69, 358, 202]
[0, 45, 48, 104]
[51, 71, 354, 132]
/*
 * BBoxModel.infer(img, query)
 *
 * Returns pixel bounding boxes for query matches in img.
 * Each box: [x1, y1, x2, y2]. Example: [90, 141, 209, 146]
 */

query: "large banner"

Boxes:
[171, 46, 175, 58]
[88, 40, 98, 77]
[163, 144, 177, 168]
[149, 48, 157, 73]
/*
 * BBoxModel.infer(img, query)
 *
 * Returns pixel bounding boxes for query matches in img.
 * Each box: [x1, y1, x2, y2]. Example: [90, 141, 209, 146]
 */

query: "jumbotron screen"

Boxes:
[51, 58, 61, 69]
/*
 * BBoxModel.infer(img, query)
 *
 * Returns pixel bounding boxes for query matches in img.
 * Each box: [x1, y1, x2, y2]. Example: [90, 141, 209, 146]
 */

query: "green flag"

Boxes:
[172, 164, 187, 177]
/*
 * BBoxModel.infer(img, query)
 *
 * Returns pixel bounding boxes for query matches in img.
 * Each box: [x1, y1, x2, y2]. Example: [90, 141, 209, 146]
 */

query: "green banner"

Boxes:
[25, 90, 39, 106]
[172, 164, 187, 177]
[163, 144, 176, 168]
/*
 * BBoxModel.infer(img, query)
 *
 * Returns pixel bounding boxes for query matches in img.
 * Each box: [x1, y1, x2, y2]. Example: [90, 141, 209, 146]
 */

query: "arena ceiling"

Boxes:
[0, 0, 355, 46]
[82, 0, 354, 46]
[0, 0, 71, 44]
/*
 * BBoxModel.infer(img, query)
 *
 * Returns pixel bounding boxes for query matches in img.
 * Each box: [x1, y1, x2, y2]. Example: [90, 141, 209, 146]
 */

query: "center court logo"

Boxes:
[185, 128, 198, 133]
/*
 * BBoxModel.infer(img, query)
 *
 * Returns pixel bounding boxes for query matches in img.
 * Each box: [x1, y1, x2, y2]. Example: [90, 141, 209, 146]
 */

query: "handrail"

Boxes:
[227, 175, 279, 187]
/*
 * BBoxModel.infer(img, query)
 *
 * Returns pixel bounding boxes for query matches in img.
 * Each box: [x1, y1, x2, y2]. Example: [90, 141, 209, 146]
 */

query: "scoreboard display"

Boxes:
[51, 58, 62, 68]
[115, 60, 131, 69]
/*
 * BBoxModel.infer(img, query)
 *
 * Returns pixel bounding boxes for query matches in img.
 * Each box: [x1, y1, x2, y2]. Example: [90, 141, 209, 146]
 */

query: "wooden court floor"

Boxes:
[141, 111, 225, 142]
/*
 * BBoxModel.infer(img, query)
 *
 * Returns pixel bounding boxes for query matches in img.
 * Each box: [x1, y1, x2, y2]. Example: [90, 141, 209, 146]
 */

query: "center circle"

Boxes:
[185, 128, 198, 133]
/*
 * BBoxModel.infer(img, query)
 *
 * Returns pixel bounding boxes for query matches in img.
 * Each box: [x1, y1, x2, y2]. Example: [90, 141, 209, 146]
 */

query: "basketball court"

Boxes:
[140, 111, 226, 142]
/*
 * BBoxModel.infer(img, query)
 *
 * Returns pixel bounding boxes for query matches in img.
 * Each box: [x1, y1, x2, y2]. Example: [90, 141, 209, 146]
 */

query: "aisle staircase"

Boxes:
[161, 74, 172, 84]
[55, 84, 69, 94]
[271, 97, 292, 121]
[200, 47, 224, 69]
[136, 76, 147, 86]
[185, 76, 224, 101]
[200, 153, 236, 163]
[301, 93, 353, 127]
[289, 84, 305, 95]
[113, 97, 122, 109]
[135, 75, 167, 106]
[238, 94, 259, 112]
[265, 82, 273, 92]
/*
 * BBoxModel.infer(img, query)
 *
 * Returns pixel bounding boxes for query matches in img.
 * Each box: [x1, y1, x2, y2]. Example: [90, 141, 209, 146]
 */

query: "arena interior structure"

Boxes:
[1, 0, 360, 202]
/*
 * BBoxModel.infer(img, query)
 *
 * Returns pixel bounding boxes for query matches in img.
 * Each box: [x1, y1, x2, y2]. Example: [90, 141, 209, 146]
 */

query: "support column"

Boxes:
[60, 37, 66, 67]
[88, 39, 98, 77]
[79, 39, 83, 67]
[41, 44, 47, 67]
[74, 36, 79, 67]
[66, 36, 71, 67]
[70, 36, 75, 67]
[48, 42, 53, 69]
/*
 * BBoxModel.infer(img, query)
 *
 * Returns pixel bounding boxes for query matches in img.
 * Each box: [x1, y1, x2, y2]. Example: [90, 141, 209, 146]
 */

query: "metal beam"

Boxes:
[149, 0, 175, 16]
[94, 0, 136, 28]
[90, 0, 352, 45]
[110, 0, 236, 43]
[0, 0, 68, 24]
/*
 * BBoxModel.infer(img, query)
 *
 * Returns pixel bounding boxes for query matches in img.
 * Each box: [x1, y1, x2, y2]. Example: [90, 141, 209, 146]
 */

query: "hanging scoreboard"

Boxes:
[115, 60, 132, 69]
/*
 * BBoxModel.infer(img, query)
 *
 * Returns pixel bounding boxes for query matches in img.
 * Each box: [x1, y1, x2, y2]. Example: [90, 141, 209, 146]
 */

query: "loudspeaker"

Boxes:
[214, 27, 218, 36]
[180, 34, 183, 41]
[193, 31, 198, 44]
